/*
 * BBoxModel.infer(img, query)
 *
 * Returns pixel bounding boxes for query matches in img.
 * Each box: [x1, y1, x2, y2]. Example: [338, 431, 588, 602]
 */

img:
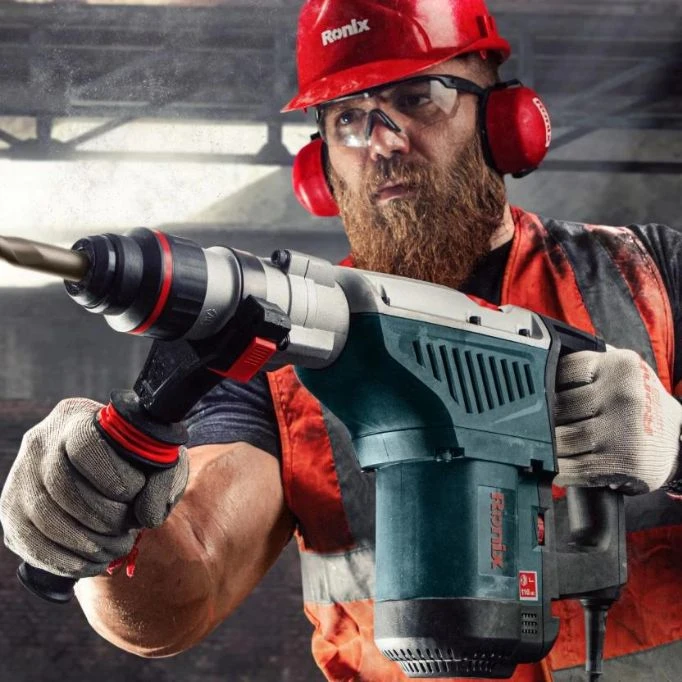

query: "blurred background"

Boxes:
[0, 0, 680, 680]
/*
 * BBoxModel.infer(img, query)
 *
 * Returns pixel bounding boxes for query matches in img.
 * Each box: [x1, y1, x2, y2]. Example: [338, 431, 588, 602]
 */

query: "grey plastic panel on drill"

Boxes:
[333, 266, 551, 352]
[260, 250, 350, 369]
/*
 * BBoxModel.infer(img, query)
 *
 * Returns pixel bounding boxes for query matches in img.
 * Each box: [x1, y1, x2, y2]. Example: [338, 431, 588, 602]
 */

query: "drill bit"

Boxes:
[0, 235, 89, 282]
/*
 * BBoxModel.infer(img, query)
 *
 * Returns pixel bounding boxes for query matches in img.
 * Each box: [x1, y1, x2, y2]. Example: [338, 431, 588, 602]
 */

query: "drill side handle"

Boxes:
[16, 564, 79, 604]
[16, 388, 190, 604]
[18, 296, 292, 604]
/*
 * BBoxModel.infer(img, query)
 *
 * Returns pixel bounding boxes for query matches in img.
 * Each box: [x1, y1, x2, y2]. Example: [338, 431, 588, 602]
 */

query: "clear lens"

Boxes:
[320, 93, 375, 148]
[319, 77, 461, 148]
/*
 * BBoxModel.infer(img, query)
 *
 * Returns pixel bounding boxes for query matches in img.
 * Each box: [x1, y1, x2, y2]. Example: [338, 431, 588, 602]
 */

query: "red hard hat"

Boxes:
[282, 0, 511, 112]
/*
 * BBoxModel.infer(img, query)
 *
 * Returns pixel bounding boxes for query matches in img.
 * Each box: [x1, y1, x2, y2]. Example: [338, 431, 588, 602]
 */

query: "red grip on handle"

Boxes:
[97, 403, 180, 466]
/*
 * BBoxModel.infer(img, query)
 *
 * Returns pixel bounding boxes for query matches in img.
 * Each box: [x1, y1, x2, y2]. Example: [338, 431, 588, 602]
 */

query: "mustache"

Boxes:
[365, 156, 430, 195]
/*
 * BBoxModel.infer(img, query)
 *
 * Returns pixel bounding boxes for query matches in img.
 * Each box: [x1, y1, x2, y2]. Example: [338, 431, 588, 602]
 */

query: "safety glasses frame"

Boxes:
[315, 74, 486, 147]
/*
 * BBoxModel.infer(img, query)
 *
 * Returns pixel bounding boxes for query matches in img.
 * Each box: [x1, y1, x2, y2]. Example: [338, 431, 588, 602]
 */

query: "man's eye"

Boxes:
[396, 94, 431, 111]
[336, 109, 364, 128]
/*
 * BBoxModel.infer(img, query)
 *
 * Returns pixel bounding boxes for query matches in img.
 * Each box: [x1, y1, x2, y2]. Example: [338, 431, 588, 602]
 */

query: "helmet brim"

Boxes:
[281, 38, 510, 113]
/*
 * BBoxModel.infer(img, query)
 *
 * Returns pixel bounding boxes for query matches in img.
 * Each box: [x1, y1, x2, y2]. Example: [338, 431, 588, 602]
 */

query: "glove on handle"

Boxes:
[546, 318, 626, 681]
[19, 389, 188, 604]
[548, 321, 621, 562]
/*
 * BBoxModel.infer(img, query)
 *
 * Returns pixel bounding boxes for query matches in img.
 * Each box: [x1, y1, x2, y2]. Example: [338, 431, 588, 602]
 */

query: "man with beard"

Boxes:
[1, 1, 681, 681]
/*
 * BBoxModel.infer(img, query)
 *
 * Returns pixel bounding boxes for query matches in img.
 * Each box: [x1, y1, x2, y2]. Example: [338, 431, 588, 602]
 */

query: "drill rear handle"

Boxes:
[541, 317, 627, 680]
[542, 315, 627, 591]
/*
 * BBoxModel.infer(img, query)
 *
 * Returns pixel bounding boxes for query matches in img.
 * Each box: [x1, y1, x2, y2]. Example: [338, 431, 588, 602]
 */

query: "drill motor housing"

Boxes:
[295, 271, 622, 678]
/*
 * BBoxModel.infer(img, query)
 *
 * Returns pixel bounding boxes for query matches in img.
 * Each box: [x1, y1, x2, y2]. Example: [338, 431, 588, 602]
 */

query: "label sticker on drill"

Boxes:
[519, 571, 538, 601]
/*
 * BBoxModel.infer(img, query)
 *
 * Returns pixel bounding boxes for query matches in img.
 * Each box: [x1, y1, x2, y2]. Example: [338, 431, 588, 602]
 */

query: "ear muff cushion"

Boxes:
[484, 85, 552, 176]
[292, 137, 339, 217]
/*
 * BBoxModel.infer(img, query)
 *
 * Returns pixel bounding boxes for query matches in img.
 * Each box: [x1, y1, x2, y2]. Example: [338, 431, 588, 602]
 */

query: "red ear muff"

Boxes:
[292, 136, 339, 217]
[481, 81, 552, 177]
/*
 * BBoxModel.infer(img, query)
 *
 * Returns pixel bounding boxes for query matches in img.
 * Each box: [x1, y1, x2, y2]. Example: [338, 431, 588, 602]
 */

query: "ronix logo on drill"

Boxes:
[321, 19, 371, 46]
[490, 491, 507, 570]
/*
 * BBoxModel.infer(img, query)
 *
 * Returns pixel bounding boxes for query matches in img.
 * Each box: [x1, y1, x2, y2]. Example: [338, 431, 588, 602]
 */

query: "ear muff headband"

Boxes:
[292, 81, 552, 216]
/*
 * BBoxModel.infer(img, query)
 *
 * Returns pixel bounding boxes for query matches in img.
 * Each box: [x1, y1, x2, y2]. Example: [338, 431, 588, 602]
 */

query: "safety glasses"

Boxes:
[316, 75, 485, 148]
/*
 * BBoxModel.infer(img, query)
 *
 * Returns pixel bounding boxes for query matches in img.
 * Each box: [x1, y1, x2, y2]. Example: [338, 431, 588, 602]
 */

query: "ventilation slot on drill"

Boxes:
[382, 645, 500, 676]
[521, 612, 539, 636]
[412, 341, 536, 414]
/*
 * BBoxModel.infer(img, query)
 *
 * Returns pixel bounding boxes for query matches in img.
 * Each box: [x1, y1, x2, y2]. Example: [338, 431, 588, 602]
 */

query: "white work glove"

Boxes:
[554, 348, 681, 494]
[0, 398, 189, 578]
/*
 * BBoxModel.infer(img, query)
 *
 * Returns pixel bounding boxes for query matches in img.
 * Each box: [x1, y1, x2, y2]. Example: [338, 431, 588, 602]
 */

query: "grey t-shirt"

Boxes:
[185, 372, 280, 457]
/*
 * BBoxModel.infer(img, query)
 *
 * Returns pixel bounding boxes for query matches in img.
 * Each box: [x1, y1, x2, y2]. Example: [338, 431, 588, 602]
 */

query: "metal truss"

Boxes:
[0, 2, 680, 172]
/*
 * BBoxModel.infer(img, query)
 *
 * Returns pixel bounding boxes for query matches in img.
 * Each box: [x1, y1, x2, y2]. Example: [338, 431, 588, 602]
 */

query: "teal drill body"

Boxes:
[297, 311, 561, 678]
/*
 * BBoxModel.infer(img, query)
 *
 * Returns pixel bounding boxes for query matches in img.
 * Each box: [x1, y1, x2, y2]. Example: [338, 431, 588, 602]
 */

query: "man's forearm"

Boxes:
[75, 505, 217, 657]
[74, 442, 295, 657]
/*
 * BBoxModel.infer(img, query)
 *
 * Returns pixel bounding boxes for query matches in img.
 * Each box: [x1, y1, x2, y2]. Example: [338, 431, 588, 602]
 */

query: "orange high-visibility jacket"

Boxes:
[267, 207, 682, 682]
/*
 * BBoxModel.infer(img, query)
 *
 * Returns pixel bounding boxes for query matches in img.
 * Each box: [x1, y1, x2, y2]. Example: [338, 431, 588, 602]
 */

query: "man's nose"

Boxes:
[366, 109, 410, 160]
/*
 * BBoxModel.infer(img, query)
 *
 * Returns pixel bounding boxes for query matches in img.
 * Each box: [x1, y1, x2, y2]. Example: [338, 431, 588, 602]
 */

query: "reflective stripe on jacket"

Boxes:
[267, 207, 682, 681]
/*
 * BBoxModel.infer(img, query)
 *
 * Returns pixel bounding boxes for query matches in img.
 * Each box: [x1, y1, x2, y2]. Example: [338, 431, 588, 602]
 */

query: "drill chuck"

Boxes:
[0, 229, 350, 370]
[65, 228, 240, 341]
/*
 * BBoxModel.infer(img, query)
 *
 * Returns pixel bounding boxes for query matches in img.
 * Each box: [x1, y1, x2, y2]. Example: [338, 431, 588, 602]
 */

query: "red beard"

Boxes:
[329, 135, 507, 289]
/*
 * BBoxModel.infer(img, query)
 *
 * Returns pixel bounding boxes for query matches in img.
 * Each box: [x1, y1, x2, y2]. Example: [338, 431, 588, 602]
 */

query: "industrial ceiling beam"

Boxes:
[0, 2, 679, 171]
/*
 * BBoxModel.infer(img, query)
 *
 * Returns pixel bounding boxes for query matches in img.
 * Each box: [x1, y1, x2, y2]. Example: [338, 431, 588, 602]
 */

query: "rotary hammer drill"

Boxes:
[0, 228, 626, 680]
